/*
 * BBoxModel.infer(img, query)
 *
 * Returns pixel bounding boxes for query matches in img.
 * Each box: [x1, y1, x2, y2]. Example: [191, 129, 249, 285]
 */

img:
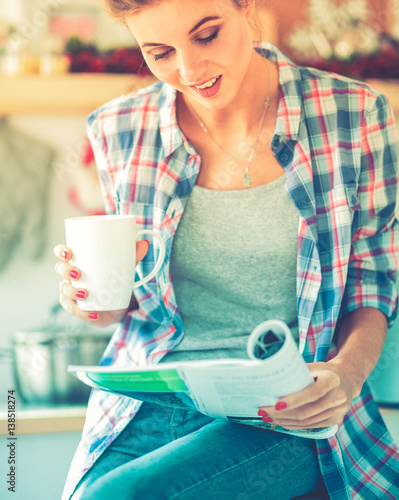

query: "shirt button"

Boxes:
[279, 153, 290, 163]
[322, 458, 333, 466]
[351, 195, 358, 205]
[298, 201, 309, 209]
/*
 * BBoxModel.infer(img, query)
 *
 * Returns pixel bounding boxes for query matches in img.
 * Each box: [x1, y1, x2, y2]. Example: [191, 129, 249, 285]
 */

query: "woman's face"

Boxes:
[126, 0, 254, 110]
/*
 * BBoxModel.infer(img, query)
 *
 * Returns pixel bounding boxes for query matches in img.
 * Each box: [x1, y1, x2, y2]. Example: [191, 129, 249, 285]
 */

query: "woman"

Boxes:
[55, 0, 399, 498]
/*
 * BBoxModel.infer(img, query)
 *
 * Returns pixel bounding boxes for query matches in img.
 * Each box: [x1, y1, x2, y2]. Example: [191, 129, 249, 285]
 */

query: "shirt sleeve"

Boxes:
[340, 92, 399, 325]
[86, 111, 117, 215]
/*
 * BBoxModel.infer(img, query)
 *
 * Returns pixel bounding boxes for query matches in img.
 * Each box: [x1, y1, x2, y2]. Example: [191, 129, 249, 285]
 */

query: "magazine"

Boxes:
[68, 319, 338, 440]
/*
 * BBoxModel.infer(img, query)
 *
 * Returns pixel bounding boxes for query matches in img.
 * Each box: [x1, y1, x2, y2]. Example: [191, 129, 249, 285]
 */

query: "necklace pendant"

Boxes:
[243, 169, 252, 188]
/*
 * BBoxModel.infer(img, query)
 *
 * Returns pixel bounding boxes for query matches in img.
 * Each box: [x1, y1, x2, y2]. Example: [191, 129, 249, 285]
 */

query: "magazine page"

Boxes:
[70, 365, 200, 411]
[179, 320, 337, 439]
[69, 359, 259, 411]
[68, 320, 338, 439]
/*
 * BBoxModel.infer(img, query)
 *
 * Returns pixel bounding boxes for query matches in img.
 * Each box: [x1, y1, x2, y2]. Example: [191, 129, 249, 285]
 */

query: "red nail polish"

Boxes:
[76, 290, 86, 299]
[275, 402, 287, 411]
[262, 416, 273, 423]
[89, 312, 98, 320]
[62, 250, 69, 260]
[69, 270, 78, 279]
[257, 409, 269, 417]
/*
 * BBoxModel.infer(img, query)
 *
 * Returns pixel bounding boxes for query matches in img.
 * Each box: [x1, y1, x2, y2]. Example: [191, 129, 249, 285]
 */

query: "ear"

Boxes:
[244, 0, 256, 20]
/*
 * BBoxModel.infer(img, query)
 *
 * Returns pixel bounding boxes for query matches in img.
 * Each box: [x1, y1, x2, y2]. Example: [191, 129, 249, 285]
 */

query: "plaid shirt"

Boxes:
[63, 43, 399, 500]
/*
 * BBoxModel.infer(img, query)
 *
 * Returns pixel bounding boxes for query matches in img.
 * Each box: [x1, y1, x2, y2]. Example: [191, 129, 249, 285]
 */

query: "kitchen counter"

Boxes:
[0, 73, 157, 115]
[0, 404, 86, 435]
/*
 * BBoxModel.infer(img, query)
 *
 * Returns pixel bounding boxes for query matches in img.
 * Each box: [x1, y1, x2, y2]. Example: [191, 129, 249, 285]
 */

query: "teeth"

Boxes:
[195, 77, 218, 90]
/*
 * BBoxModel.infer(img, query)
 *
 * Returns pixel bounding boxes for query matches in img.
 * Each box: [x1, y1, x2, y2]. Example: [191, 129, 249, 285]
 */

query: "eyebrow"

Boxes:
[141, 16, 222, 48]
[189, 16, 222, 35]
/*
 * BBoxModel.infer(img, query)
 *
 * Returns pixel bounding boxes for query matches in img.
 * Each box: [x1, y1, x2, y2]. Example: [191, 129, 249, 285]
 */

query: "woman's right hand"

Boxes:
[54, 240, 150, 328]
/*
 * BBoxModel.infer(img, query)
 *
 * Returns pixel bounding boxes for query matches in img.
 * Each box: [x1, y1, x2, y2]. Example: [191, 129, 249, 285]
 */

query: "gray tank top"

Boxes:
[162, 174, 299, 362]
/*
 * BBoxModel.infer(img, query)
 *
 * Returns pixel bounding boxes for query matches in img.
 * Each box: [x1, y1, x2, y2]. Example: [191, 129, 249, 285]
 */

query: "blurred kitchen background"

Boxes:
[0, 0, 399, 499]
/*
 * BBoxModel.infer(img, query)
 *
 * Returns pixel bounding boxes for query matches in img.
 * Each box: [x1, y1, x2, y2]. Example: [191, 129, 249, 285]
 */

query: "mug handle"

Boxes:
[133, 229, 166, 289]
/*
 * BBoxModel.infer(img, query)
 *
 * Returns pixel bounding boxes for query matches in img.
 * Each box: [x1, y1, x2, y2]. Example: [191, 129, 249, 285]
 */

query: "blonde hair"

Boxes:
[102, 0, 253, 26]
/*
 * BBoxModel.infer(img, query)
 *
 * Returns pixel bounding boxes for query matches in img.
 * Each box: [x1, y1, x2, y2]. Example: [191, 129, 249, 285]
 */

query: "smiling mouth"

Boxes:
[192, 76, 221, 90]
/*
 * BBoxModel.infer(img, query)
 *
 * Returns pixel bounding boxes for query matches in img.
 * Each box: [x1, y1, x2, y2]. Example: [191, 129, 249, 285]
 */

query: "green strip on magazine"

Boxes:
[87, 369, 187, 392]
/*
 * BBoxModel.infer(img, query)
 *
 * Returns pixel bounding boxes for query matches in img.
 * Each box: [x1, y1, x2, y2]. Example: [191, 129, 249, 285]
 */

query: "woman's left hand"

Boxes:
[258, 361, 360, 429]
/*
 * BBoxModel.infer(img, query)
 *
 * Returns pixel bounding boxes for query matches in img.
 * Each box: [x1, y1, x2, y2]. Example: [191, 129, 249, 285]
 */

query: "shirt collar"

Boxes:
[157, 42, 304, 156]
[158, 83, 185, 158]
[254, 42, 303, 141]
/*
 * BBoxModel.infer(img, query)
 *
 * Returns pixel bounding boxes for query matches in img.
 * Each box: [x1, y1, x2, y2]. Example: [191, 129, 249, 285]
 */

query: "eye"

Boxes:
[196, 29, 219, 45]
[153, 48, 174, 61]
[151, 28, 220, 62]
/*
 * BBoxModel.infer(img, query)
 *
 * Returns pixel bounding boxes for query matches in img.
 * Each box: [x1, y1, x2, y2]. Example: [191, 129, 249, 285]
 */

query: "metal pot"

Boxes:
[11, 304, 112, 405]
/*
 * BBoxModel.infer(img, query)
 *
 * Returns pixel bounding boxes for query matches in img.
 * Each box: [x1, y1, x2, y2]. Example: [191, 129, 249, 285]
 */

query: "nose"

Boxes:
[178, 49, 205, 84]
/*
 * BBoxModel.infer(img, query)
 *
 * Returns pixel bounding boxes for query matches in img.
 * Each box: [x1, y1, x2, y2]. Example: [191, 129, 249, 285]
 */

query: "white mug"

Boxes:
[65, 215, 165, 311]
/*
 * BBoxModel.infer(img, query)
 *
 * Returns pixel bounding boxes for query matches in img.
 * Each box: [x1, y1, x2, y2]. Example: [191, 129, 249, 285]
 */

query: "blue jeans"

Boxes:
[71, 403, 329, 500]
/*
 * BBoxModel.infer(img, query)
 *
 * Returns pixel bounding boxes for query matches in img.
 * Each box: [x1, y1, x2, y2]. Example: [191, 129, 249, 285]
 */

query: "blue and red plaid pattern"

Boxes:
[62, 43, 399, 500]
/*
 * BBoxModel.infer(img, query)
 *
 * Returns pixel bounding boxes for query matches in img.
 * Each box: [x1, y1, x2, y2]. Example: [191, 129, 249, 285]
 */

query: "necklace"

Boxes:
[188, 60, 272, 188]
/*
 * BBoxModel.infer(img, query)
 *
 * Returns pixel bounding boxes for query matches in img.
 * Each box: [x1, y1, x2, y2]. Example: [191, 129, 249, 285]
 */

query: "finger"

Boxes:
[260, 383, 348, 425]
[55, 260, 81, 281]
[274, 414, 337, 430]
[59, 293, 85, 319]
[59, 293, 98, 323]
[271, 395, 347, 425]
[59, 280, 88, 301]
[136, 239, 150, 264]
[275, 403, 347, 428]
[54, 244, 73, 261]
[268, 370, 341, 413]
